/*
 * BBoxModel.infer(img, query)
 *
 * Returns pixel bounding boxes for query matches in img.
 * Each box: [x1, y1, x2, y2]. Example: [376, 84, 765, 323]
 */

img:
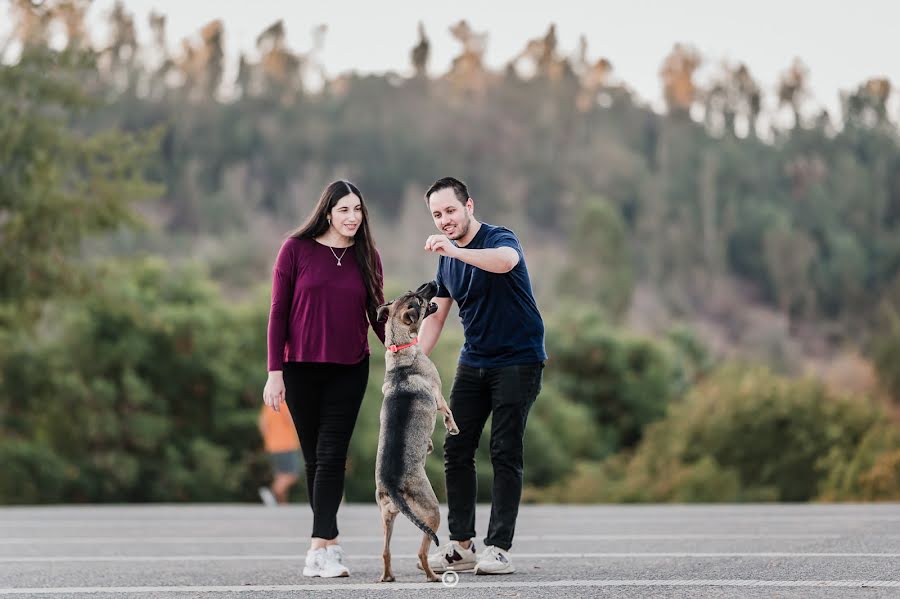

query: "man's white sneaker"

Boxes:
[474, 545, 515, 575]
[302, 547, 350, 578]
[417, 541, 477, 573]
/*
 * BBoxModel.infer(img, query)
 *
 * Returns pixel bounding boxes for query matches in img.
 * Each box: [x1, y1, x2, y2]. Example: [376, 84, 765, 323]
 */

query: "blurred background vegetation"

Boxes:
[2, 0, 900, 504]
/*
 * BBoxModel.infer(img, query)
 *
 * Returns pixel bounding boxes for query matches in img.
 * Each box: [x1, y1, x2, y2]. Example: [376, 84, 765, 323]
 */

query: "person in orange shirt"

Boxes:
[258, 403, 303, 505]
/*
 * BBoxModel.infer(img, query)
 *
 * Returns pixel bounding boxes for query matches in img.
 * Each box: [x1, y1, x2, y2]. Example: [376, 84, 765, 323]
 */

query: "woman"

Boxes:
[263, 180, 385, 578]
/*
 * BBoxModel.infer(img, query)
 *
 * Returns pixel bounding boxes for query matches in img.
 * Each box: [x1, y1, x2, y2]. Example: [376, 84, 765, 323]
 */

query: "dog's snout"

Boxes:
[415, 281, 439, 301]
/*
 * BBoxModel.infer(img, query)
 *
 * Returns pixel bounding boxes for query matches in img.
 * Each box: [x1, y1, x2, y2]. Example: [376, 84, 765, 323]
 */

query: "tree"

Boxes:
[410, 22, 430, 78]
[660, 43, 701, 117]
[0, 46, 161, 331]
[0, 259, 266, 503]
[778, 58, 810, 129]
[703, 62, 761, 137]
[558, 197, 633, 320]
[843, 78, 893, 129]
[545, 309, 698, 451]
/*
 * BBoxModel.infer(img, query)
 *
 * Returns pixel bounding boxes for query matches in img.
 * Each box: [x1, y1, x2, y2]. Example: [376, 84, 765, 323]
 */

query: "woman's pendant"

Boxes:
[329, 245, 347, 266]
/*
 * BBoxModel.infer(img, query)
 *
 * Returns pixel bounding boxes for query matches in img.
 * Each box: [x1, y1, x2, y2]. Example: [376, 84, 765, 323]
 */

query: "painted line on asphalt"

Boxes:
[5, 515, 900, 526]
[0, 533, 843, 544]
[3, 552, 900, 563]
[3, 579, 900, 594]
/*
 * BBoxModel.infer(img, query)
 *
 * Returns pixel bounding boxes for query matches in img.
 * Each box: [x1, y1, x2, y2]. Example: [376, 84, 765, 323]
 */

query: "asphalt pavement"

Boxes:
[2, 503, 900, 598]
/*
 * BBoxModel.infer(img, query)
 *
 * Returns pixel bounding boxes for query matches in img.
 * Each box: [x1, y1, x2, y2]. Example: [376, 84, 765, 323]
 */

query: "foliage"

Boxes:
[533, 366, 894, 503]
[3, 5, 900, 504]
[558, 197, 634, 319]
[0, 259, 264, 503]
[0, 47, 161, 331]
[545, 308, 711, 451]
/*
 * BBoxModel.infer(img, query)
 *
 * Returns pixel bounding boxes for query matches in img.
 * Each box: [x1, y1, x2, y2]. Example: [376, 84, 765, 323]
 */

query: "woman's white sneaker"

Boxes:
[302, 548, 326, 577]
[325, 545, 351, 577]
[474, 545, 515, 575]
[302, 546, 350, 578]
[417, 541, 477, 573]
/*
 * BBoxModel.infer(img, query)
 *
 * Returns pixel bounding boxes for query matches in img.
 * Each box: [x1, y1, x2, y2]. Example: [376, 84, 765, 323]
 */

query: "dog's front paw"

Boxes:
[377, 574, 395, 583]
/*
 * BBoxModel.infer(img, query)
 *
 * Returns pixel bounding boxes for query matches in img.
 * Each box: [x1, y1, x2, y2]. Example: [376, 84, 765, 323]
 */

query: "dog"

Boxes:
[374, 281, 459, 583]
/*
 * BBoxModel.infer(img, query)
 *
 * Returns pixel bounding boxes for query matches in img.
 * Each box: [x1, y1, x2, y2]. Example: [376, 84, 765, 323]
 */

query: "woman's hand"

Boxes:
[263, 371, 285, 411]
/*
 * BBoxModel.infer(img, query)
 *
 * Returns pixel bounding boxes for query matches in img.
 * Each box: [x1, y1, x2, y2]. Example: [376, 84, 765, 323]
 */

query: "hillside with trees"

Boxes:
[2, 0, 900, 504]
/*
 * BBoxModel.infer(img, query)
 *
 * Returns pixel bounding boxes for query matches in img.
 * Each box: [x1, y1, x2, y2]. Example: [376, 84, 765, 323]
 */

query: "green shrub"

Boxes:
[873, 309, 900, 403]
[0, 258, 264, 503]
[818, 422, 900, 501]
[0, 439, 70, 504]
[545, 308, 706, 450]
[537, 365, 890, 503]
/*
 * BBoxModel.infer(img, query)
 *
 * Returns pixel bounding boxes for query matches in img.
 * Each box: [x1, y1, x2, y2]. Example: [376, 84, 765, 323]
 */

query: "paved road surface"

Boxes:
[2, 503, 900, 598]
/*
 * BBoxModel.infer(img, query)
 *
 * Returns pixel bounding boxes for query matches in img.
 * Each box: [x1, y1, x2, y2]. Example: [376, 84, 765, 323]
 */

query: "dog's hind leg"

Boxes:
[417, 514, 441, 582]
[377, 493, 398, 583]
[380, 511, 398, 582]
[408, 488, 442, 582]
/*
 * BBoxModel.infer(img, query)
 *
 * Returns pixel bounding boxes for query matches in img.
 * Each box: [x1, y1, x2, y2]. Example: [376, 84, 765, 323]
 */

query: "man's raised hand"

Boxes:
[424, 234, 457, 257]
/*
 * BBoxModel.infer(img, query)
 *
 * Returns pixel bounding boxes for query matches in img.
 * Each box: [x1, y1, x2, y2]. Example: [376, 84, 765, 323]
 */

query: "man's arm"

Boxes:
[418, 296, 452, 356]
[454, 246, 519, 273]
[425, 235, 519, 273]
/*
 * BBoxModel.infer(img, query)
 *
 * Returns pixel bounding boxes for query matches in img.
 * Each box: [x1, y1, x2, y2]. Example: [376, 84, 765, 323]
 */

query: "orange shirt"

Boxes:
[260, 404, 300, 453]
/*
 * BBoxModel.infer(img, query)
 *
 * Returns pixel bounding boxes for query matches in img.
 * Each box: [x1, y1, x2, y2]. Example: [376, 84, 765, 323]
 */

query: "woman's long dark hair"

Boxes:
[288, 180, 384, 323]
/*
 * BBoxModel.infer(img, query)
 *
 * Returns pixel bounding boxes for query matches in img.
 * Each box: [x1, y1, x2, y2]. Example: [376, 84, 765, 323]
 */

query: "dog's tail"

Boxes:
[389, 489, 439, 547]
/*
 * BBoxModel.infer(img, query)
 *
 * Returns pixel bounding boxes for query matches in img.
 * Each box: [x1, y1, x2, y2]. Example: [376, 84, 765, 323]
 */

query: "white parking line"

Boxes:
[4, 514, 900, 526]
[3, 579, 900, 594]
[2, 552, 899, 563]
[0, 533, 842, 544]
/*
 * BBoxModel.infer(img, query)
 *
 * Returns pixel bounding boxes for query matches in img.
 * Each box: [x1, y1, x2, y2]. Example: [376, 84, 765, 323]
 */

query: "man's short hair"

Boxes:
[425, 177, 469, 206]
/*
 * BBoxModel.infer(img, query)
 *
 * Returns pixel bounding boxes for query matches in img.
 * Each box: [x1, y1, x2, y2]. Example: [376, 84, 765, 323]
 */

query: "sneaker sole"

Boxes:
[474, 566, 515, 575]
[417, 563, 475, 573]
[320, 571, 350, 578]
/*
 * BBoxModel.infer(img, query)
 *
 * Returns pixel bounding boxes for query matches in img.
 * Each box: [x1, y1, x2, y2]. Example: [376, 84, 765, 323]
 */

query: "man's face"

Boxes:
[428, 188, 472, 241]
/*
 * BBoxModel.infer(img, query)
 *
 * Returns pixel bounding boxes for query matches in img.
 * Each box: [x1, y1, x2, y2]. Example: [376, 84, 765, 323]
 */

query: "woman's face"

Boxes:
[330, 193, 363, 237]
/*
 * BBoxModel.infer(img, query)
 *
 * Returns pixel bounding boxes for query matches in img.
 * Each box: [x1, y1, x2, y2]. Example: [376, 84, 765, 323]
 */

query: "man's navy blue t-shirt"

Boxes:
[435, 222, 547, 368]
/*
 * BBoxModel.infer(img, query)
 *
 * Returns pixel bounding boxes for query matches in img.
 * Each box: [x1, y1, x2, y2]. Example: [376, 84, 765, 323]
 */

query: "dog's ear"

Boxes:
[400, 303, 420, 326]
[376, 301, 393, 323]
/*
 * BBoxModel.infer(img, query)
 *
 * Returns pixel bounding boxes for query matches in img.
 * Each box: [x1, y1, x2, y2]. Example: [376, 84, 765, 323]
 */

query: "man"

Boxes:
[257, 403, 302, 506]
[418, 176, 546, 575]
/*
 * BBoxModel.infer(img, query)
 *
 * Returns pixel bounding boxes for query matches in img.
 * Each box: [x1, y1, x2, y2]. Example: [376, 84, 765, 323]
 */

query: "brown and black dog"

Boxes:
[374, 281, 459, 582]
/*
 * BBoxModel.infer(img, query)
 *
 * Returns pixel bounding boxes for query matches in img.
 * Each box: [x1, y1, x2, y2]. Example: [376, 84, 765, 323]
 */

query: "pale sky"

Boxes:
[10, 0, 900, 119]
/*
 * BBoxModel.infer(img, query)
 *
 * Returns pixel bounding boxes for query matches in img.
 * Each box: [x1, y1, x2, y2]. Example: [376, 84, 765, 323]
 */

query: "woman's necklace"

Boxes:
[329, 245, 349, 266]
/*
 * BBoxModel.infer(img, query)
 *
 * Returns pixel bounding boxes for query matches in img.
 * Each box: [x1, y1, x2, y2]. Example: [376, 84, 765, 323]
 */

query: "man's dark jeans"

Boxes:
[444, 361, 544, 551]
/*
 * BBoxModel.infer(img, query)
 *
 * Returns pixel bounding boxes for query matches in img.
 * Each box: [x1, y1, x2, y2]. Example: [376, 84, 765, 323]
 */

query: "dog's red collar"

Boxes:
[388, 338, 419, 353]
